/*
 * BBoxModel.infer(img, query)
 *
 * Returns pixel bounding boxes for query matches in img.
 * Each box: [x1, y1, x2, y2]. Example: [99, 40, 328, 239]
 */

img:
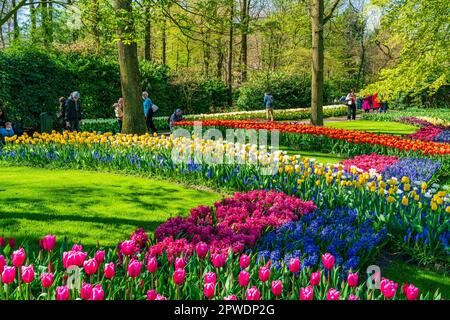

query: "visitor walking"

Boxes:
[169, 108, 183, 132]
[57, 97, 67, 131]
[114, 97, 124, 133]
[142, 91, 157, 134]
[346, 89, 357, 120]
[64, 91, 83, 132]
[263, 92, 274, 121]
[362, 95, 372, 113]
[0, 107, 14, 140]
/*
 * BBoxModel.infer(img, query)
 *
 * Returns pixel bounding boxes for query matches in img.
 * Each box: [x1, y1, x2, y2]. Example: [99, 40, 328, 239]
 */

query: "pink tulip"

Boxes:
[204, 282, 215, 299]
[155, 294, 167, 300]
[146, 257, 158, 273]
[246, 286, 260, 300]
[173, 268, 186, 286]
[224, 295, 237, 300]
[300, 286, 314, 300]
[41, 235, 56, 251]
[81, 283, 92, 300]
[12, 248, 26, 267]
[91, 284, 104, 300]
[327, 288, 340, 300]
[121, 240, 136, 256]
[72, 244, 83, 251]
[195, 242, 209, 259]
[238, 270, 250, 287]
[204, 271, 216, 284]
[83, 258, 98, 276]
[1, 266, 16, 284]
[0, 255, 6, 274]
[259, 266, 270, 283]
[56, 286, 70, 300]
[405, 284, 419, 300]
[289, 258, 300, 273]
[211, 253, 226, 269]
[380, 278, 398, 299]
[239, 254, 250, 269]
[147, 289, 157, 300]
[21, 265, 35, 283]
[310, 271, 321, 286]
[127, 259, 142, 278]
[104, 262, 115, 279]
[271, 280, 283, 297]
[63, 250, 87, 268]
[321, 253, 335, 270]
[95, 250, 105, 264]
[348, 294, 359, 300]
[41, 273, 54, 288]
[174, 257, 186, 270]
[347, 272, 358, 287]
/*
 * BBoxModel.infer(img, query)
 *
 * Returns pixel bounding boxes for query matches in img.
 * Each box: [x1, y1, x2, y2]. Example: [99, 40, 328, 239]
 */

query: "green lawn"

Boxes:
[0, 166, 220, 247]
[279, 146, 346, 164]
[326, 120, 418, 135]
[383, 259, 450, 299]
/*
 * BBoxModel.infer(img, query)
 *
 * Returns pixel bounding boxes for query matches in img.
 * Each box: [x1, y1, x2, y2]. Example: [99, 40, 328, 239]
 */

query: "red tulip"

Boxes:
[12, 248, 26, 268]
[21, 265, 35, 283]
[146, 257, 158, 273]
[56, 286, 70, 300]
[1, 265, 16, 284]
[204, 271, 216, 284]
[195, 242, 209, 259]
[0, 255, 6, 273]
[41, 235, 56, 251]
[310, 271, 321, 286]
[104, 262, 115, 279]
[300, 286, 314, 300]
[271, 280, 283, 297]
[0, 237, 5, 247]
[405, 284, 419, 300]
[83, 258, 98, 276]
[204, 282, 215, 299]
[41, 272, 54, 288]
[95, 250, 105, 264]
[147, 289, 157, 300]
[91, 284, 104, 300]
[246, 286, 260, 300]
[174, 257, 186, 270]
[81, 283, 92, 300]
[289, 258, 300, 273]
[127, 259, 142, 278]
[348, 294, 359, 300]
[173, 268, 186, 286]
[258, 266, 270, 282]
[8, 238, 16, 248]
[239, 254, 250, 269]
[327, 288, 340, 300]
[321, 253, 335, 270]
[347, 272, 358, 287]
[238, 270, 250, 287]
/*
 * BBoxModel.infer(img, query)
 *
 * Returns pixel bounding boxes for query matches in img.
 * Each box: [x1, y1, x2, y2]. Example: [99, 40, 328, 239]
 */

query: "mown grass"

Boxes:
[0, 166, 221, 248]
[326, 120, 418, 135]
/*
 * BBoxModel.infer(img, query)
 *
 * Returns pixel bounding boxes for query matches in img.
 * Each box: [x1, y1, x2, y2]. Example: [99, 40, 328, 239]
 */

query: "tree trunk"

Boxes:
[144, 4, 152, 61]
[161, 18, 167, 65]
[239, 0, 249, 83]
[216, 38, 224, 79]
[311, 0, 324, 126]
[30, 0, 36, 43]
[227, 3, 234, 108]
[114, 0, 147, 135]
[12, 0, 19, 41]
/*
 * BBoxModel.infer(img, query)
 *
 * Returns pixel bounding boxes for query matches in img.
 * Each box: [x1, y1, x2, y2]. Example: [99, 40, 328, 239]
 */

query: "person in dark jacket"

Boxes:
[169, 109, 183, 132]
[64, 91, 83, 132]
[57, 97, 67, 130]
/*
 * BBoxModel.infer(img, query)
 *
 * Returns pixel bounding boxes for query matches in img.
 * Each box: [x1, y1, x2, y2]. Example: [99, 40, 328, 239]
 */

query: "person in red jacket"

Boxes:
[372, 93, 381, 111]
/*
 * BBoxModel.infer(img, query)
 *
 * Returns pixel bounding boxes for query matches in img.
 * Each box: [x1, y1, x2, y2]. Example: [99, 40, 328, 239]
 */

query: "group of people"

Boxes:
[344, 90, 388, 120]
[113, 91, 184, 134]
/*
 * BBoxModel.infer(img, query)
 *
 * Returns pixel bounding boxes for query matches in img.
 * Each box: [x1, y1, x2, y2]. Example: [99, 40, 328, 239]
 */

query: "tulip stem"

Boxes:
[176, 286, 180, 300]
[18, 271, 22, 299]
[291, 275, 295, 298]
[109, 280, 113, 300]
[5, 284, 9, 301]
[48, 288, 51, 300]
[0, 280, 3, 299]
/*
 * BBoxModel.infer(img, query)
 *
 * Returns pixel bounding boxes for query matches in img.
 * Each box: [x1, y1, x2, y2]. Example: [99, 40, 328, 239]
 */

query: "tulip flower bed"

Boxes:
[253, 207, 388, 273]
[1, 131, 449, 265]
[341, 154, 399, 173]
[0, 232, 444, 300]
[362, 109, 450, 126]
[153, 190, 317, 258]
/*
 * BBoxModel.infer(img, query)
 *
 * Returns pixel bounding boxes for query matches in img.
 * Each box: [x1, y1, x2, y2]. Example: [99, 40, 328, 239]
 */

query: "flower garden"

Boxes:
[0, 110, 449, 301]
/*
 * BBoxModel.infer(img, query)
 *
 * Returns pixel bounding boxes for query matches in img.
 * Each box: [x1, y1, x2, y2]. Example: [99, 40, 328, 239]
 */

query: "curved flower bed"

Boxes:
[153, 190, 317, 258]
[0, 233, 443, 300]
[341, 154, 399, 173]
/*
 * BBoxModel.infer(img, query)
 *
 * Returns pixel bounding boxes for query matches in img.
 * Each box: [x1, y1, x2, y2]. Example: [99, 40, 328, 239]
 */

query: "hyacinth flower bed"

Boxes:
[0, 232, 444, 300]
[1, 132, 449, 265]
[253, 207, 388, 273]
[399, 116, 450, 144]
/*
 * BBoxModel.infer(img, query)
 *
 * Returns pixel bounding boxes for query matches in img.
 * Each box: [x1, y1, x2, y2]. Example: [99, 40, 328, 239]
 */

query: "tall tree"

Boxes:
[239, 0, 250, 83]
[114, 0, 147, 134]
[144, 2, 152, 61]
[29, 0, 37, 43]
[310, 0, 341, 126]
[12, 0, 20, 41]
[227, 0, 234, 107]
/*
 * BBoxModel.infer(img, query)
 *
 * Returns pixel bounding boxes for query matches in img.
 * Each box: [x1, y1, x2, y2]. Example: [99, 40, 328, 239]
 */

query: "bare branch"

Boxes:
[324, 0, 341, 24]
